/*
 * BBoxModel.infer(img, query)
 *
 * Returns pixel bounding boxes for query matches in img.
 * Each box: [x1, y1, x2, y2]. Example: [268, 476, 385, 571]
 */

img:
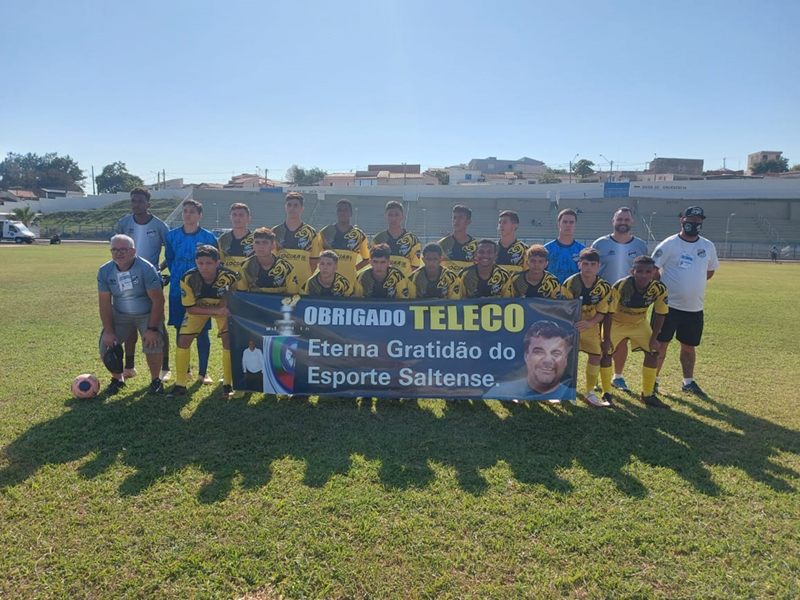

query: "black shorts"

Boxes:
[656, 308, 704, 347]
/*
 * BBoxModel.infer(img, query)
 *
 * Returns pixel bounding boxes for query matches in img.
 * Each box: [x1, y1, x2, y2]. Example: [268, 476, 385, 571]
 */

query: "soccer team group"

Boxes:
[99, 187, 719, 408]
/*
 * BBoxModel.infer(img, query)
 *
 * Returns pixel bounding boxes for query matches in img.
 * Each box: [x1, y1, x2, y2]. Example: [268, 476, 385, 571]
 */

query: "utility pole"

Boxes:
[162, 169, 166, 188]
[91, 166, 96, 195]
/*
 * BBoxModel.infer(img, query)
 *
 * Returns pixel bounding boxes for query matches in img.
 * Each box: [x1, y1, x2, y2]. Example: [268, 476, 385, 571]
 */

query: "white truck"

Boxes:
[0, 220, 36, 243]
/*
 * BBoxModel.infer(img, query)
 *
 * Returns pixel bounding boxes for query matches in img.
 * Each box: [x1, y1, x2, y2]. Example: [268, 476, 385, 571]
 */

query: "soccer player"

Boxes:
[217, 202, 255, 274]
[355, 243, 409, 299]
[437, 205, 477, 273]
[167, 245, 240, 400]
[164, 199, 218, 384]
[314, 199, 370, 287]
[560, 248, 614, 407]
[370, 201, 421, 277]
[97, 234, 165, 396]
[770, 244, 779, 263]
[458, 239, 512, 299]
[545, 208, 585, 283]
[609, 255, 670, 409]
[591, 207, 649, 392]
[115, 186, 169, 380]
[504, 244, 561, 298]
[238, 227, 299, 294]
[408, 243, 462, 300]
[496, 210, 528, 272]
[271, 192, 322, 286]
[652, 206, 719, 396]
[300, 250, 355, 297]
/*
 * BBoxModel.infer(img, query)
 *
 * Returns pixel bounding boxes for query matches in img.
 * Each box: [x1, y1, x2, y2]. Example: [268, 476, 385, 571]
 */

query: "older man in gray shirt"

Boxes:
[98, 234, 166, 396]
[591, 207, 649, 392]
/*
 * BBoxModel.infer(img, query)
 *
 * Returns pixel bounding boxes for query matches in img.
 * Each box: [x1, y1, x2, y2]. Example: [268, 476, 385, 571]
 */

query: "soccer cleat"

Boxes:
[681, 381, 707, 396]
[583, 391, 609, 408]
[200, 375, 214, 385]
[166, 385, 187, 400]
[159, 369, 172, 382]
[122, 367, 137, 378]
[602, 392, 616, 408]
[640, 393, 671, 409]
[103, 378, 126, 396]
[221, 385, 234, 399]
[543, 399, 562, 405]
[611, 377, 630, 392]
[149, 378, 164, 395]
[232, 390, 246, 399]
[653, 380, 659, 394]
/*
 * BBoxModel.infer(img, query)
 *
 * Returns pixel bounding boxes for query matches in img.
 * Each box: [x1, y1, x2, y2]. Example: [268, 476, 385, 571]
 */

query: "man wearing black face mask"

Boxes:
[651, 206, 719, 397]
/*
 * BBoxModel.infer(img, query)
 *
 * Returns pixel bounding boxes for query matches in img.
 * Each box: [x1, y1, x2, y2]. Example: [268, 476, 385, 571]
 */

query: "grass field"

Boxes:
[1, 245, 798, 599]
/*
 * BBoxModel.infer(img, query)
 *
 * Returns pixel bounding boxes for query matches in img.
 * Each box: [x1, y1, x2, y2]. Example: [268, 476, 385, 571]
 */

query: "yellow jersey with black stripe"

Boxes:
[271, 222, 321, 286]
[370, 230, 421, 277]
[496, 239, 528, 272]
[610, 276, 669, 324]
[408, 266, 461, 300]
[561, 274, 613, 319]
[355, 266, 409, 299]
[238, 255, 299, 294]
[437, 234, 477, 273]
[217, 230, 255, 274]
[180, 267, 240, 309]
[458, 264, 513, 299]
[316, 224, 370, 285]
[504, 270, 561, 299]
[300, 272, 355, 297]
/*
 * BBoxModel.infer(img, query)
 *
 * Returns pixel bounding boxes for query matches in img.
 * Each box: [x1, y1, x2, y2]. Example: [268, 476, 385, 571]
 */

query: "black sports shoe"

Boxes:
[149, 378, 164, 395]
[103, 378, 125, 396]
[602, 392, 616, 408]
[681, 380, 706, 396]
[221, 384, 233, 399]
[166, 385, 187, 400]
[641, 393, 671, 409]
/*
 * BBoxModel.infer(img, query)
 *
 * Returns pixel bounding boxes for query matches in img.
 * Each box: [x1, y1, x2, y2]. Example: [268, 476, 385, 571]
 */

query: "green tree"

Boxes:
[10, 206, 40, 226]
[789, 163, 800, 171]
[572, 159, 595, 180]
[751, 157, 789, 174]
[285, 165, 327, 186]
[426, 168, 450, 185]
[538, 168, 563, 184]
[95, 161, 145, 193]
[0, 152, 85, 191]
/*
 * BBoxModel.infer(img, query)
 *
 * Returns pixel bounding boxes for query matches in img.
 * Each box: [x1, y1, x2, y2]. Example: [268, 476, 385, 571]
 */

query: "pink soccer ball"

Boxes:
[72, 374, 100, 399]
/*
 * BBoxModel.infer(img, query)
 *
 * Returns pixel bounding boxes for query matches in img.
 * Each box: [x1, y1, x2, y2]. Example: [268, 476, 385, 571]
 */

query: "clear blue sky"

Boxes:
[2, 0, 799, 187]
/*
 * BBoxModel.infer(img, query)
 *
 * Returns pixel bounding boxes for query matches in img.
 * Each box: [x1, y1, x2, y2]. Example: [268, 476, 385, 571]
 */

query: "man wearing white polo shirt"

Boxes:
[652, 206, 719, 396]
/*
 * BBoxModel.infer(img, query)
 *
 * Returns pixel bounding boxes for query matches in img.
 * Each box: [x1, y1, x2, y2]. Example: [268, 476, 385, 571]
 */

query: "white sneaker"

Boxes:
[159, 369, 172, 382]
[122, 368, 137, 378]
[201, 375, 214, 385]
[584, 391, 609, 408]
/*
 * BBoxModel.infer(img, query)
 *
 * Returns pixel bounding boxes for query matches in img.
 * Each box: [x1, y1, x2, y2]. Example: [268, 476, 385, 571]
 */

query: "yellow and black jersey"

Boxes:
[611, 277, 669, 324]
[301, 272, 355, 297]
[496, 239, 528, 272]
[561, 274, 613, 319]
[217, 230, 255, 273]
[238, 256, 299, 294]
[408, 266, 461, 300]
[437, 234, 477, 273]
[504, 270, 561, 299]
[371, 230, 421, 277]
[459, 264, 513, 299]
[355, 266, 409, 299]
[316, 224, 370, 285]
[271, 222, 321, 286]
[180, 267, 240, 308]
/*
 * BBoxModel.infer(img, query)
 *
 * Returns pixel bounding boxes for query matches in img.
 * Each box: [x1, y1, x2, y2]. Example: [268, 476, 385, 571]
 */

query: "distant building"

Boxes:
[222, 173, 280, 189]
[467, 156, 545, 175]
[367, 164, 421, 174]
[747, 150, 783, 175]
[647, 157, 704, 177]
[322, 173, 356, 186]
[353, 164, 437, 186]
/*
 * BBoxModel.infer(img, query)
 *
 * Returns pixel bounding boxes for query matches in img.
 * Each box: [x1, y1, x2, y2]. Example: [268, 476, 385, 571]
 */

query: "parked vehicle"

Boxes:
[0, 220, 36, 243]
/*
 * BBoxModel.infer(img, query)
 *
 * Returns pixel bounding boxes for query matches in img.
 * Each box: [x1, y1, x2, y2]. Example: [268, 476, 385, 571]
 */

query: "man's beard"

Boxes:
[614, 224, 630, 234]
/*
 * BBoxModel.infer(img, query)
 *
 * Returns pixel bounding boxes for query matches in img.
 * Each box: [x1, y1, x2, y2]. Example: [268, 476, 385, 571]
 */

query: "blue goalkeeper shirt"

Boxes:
[544, 238, 586, 283]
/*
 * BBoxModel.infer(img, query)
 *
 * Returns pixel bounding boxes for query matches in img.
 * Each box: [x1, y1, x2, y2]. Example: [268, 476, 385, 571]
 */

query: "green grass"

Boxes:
[1, 246, 798, 599]
[38, 198, 183, 237]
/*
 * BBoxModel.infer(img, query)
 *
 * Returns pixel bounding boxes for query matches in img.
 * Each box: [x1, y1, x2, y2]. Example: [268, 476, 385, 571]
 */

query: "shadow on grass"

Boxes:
[1, 387, 798, 502]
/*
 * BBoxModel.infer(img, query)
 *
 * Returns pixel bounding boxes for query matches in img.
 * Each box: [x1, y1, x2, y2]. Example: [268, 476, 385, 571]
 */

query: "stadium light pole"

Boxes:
[600, 154, 614, 182]
[725, 212, 736, 257]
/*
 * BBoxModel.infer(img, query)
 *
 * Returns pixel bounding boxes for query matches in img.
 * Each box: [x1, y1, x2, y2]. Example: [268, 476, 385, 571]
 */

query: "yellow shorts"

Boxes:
[179, 314, 228, 337]
[579, 323, 602, 355]
[611, 320, 656, 353]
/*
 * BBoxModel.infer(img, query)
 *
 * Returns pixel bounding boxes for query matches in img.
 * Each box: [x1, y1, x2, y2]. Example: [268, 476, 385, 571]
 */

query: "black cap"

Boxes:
[102, 344, 124, 374]
[682, 206, 706, 219]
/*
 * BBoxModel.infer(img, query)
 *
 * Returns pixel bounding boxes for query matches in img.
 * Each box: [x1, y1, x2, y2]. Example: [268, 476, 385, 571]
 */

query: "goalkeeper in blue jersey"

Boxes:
[164, 199, 218, 384]
[544, 208, 586, 283]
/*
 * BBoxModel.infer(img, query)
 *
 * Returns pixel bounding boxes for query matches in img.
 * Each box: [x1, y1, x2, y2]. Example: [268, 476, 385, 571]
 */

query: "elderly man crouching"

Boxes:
[97, 234, 166, 396]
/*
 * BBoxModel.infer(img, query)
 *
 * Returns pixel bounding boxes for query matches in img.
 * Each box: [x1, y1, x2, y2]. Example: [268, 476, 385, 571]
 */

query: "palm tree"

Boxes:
[10, 206, 40, 226]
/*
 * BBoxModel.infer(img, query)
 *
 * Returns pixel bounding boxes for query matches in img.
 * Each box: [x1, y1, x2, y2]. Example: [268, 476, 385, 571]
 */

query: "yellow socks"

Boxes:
[600, 366, 613, 395]
[642, 366, 658, 396]
[222, 349, 232, 386]
[175, 347, 191, 387]
[585, 363, 601, 392]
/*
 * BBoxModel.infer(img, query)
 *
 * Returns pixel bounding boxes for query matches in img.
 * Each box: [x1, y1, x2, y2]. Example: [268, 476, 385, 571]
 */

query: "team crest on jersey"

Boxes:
[698, 249, 706, 257]
[464, 240, 477, 261]
[628, 249, 638, 258]
[296, 227, 312, 250]
[147, 229, 156, 238]
[344, 228, 362, 250]
[572, 253, 581, 263]
[654, 249, 663, 258]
